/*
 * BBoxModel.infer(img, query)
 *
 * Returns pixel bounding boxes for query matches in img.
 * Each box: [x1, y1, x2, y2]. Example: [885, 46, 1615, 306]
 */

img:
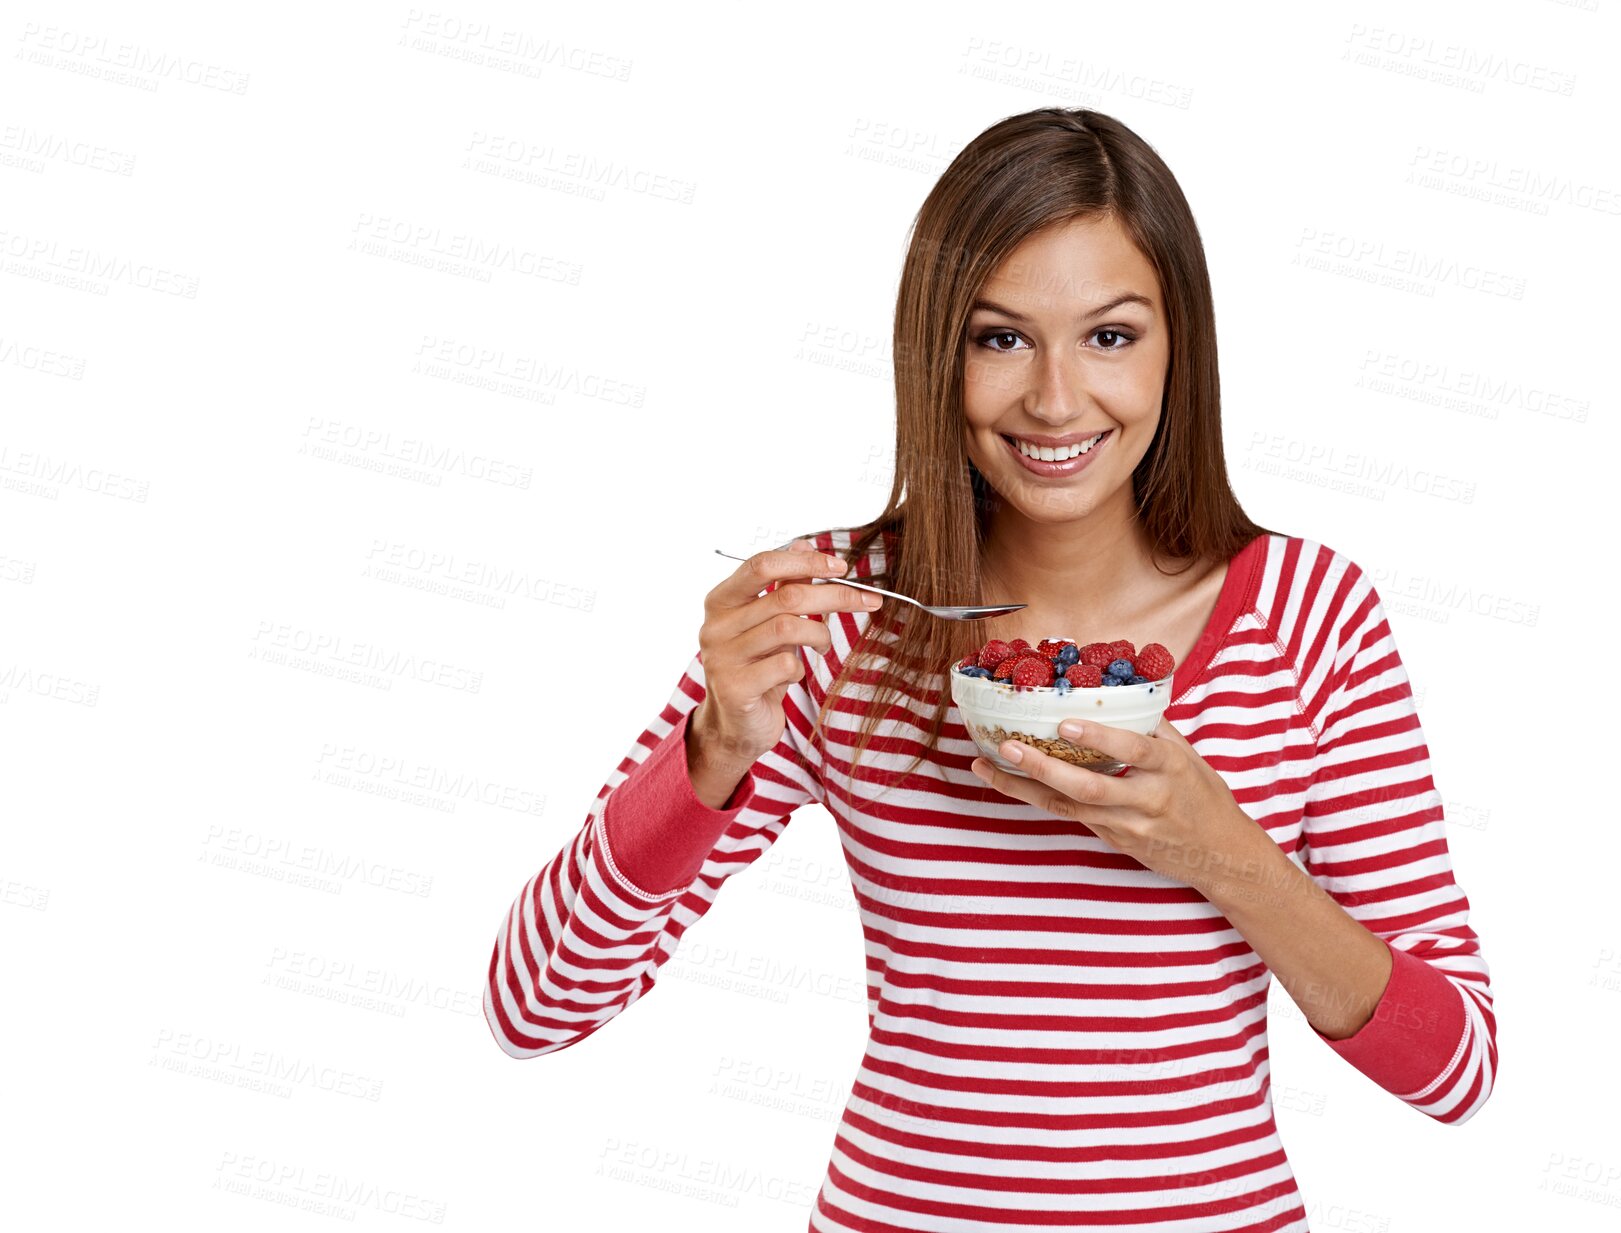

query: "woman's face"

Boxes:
[962, 213, 1170, 525]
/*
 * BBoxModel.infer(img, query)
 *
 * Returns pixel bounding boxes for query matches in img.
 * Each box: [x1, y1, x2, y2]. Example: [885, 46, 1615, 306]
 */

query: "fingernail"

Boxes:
[1001, 741, 1023, 763]
[823, 554, 846, 572]
[862, 593, 881, 608]
[1060, 720, 1083, 738]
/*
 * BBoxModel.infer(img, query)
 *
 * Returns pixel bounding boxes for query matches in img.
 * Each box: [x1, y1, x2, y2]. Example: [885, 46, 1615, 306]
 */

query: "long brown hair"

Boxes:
[808, 106, 1281, 791]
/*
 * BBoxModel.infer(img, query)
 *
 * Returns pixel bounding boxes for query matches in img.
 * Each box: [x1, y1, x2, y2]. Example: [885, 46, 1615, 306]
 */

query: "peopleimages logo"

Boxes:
[298, 417, 533, 489]
[17, 23, 251, 94]
[0, 230, 200, 298]
[200, 825, 436, 897]
[248, 619, 485, 694]
[213, 1151, 449, 1224]
[0, 124, 137, 175]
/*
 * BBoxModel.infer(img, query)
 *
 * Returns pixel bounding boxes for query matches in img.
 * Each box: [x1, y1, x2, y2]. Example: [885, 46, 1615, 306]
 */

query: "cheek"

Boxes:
[963, 356, 1021, 412]
[1124, 346, 1172, 407]
[1093, 358, 1163, 410]
[961, 365, 989, 419]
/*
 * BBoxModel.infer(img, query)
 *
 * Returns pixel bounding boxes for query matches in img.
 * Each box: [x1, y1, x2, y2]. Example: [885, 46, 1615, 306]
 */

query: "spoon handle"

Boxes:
[712, 548, 918, 610]
[806, 575, 915, 606]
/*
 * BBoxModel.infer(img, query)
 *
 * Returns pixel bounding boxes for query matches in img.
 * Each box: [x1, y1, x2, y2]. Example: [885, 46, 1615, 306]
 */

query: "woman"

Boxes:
[484, 107, 1497, 1231]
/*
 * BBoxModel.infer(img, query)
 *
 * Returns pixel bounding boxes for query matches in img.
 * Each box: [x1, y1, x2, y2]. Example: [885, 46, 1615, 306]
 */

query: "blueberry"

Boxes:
[1101, 676, 1121, 687]
[964, 666, 990, 679]
[1054, 677, 1071, 694]
[1106, 658, 1134, 680]
[1126, 674, 1147, 685]
[1056, 645, 1080, 667]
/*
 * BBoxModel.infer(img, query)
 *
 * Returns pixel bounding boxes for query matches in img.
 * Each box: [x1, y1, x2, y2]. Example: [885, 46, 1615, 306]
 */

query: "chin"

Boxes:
[996, 481, 1106, 521]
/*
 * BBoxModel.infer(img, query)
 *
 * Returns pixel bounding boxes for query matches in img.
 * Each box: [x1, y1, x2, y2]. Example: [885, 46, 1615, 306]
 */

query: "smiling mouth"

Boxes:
[1000, 430, 1110, 462]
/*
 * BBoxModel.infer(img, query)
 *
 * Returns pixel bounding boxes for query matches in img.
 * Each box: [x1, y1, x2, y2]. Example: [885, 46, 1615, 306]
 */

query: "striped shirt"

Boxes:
[484, 527, 1497, 1231]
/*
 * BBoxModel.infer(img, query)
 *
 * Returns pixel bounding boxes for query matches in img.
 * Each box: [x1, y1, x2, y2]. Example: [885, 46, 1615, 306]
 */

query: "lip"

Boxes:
[1001, 429, 1111, 478]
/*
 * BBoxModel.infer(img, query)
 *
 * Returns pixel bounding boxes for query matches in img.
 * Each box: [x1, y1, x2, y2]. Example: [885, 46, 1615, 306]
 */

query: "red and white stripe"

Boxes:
[484, 529, 1496, 1231]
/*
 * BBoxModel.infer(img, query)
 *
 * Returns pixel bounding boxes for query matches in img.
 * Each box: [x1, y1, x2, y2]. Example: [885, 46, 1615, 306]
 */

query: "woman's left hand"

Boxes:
[969, 716, 1272, 897]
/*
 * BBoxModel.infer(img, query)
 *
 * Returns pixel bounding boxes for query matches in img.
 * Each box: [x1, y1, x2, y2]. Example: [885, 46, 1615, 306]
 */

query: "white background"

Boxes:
[3, 1, 1617, 1229]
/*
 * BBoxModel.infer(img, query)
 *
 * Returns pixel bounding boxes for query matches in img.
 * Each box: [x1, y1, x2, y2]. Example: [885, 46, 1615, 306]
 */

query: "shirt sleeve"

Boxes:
[482, 639, 826, 1058]
[1295, 559, 1497, 1125]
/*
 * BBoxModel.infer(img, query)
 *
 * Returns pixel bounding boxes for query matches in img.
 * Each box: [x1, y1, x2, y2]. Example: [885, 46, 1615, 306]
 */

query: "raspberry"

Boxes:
[1078, 642, 1116, 670]
[964, 634, 1164, 689]
[976, 639, 1014, 671]
[1134, 643, 1175, 681]
[1011, 656, 1054, 688]
[1064, 662, 1102, 687]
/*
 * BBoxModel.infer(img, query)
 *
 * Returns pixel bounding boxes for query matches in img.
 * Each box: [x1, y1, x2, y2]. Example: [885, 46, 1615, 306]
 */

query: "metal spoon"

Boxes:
[713, 549, 1026, 622]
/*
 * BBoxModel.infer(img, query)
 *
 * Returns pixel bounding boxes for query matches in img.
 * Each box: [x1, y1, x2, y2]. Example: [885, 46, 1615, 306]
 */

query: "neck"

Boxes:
[976, 490, 1162, 643]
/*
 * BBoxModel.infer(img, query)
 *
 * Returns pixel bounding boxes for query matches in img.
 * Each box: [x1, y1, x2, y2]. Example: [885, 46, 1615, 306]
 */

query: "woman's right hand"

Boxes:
[686, 540, 881, 803]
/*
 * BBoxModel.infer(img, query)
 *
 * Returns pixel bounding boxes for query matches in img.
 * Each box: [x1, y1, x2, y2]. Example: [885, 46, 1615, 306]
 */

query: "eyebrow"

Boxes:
[969, 293, 1154, 322]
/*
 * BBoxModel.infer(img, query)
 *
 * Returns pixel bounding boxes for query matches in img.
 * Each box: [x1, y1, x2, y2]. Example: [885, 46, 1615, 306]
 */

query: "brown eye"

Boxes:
[978, 330, 1026, 353]
[1092, 329, 1135, 350]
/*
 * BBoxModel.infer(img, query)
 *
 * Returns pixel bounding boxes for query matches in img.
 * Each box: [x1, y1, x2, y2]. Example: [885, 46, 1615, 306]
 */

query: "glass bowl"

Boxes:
[951, 659, 1174, 778]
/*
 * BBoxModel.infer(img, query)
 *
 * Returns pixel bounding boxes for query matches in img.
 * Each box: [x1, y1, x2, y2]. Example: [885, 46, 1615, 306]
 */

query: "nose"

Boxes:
[1023, 347, 1089, 425]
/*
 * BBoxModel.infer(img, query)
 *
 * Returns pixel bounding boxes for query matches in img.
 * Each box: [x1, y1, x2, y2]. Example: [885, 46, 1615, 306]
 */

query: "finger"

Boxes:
[732, 609, 837, 662]
[712, 543, 847, 611]
[1055, 717, 1162, 773]
[704, 644, 812, 706]
[992, 738, 1124, 812]
[968, 755, 1045, 808]
[723, 577, 880, 644]
[771, 577, 883, 617]
[1151, 716, 1190, 746]
[970, 755, 1115, 834]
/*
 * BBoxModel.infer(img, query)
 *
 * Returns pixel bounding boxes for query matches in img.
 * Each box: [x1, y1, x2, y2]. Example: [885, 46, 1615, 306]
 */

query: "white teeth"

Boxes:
[1014, 431, 1105, 462]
